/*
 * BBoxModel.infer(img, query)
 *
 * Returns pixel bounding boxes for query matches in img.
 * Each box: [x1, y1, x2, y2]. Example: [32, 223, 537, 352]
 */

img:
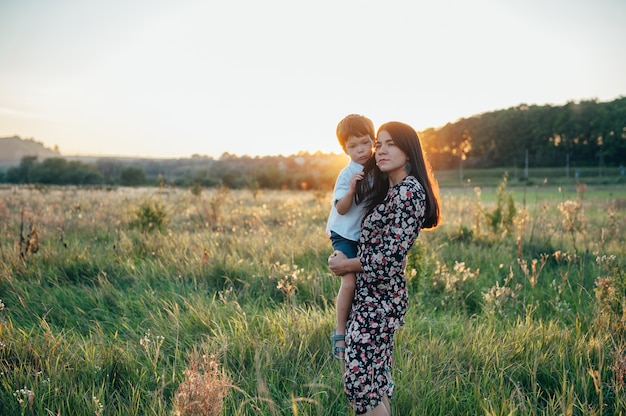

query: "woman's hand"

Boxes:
[328, 250, 347, 276]
[328, 250, 362, 276]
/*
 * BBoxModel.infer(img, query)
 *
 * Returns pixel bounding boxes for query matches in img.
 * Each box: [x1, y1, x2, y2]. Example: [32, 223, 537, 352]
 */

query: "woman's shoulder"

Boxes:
[389, 176, 424, 204]
[399, 175, 424, 193]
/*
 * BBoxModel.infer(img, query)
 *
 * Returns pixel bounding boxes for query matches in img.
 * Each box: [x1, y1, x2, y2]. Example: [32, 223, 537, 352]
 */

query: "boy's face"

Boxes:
[345, 135, 373, 166]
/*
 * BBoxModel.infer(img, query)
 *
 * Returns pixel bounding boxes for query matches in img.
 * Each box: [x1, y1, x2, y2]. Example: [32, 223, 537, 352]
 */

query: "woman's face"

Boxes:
[375, 130, 408, 185]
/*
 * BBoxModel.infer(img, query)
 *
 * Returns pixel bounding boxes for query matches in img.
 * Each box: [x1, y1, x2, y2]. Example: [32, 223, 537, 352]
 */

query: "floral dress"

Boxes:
[344, 175, 426, 414]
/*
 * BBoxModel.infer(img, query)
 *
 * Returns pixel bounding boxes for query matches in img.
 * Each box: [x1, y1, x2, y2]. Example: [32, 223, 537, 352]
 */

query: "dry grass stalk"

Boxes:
[173, 349, 231, 416]
[18, 208, 39, 260]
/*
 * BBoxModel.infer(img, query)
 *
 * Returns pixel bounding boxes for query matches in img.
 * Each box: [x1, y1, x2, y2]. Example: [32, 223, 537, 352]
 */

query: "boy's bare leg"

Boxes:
[334, 272, 356, 357]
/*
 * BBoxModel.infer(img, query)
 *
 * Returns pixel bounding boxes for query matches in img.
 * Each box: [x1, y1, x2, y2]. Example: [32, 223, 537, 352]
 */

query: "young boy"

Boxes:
[326, 114, 375, 359]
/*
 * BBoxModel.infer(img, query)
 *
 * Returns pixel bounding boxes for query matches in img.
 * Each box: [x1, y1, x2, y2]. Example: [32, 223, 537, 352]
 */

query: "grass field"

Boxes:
[0, 172, 625, 415]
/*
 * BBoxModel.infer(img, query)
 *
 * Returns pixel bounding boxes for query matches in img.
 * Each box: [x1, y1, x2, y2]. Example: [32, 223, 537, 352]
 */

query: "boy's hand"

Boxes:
[349, 171, 364, 191]
[336, 172, 363, 215]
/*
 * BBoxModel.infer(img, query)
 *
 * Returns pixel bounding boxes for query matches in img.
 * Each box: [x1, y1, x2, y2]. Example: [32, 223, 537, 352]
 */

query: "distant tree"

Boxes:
[65, 161, 104, 185]
[96, 159, 123, 184]
[26, 157, 104, 185]
[120, 166, 148, 186]
[5, 156, 37, 183]
[30, 157, 69, 184]
[191, 169, 220, 188]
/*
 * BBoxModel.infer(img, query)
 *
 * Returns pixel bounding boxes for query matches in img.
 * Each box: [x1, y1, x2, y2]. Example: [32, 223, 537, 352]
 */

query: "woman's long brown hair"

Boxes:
[356, 121, 441, 229]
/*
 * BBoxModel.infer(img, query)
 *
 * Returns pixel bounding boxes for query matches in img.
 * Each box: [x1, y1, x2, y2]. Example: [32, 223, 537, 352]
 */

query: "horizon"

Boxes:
[1, 0, 625, 159]
[5, 96, 622, 160]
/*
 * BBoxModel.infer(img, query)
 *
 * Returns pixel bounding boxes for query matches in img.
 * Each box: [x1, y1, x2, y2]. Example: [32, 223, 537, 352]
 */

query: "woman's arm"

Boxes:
[328, 250, 363, 276]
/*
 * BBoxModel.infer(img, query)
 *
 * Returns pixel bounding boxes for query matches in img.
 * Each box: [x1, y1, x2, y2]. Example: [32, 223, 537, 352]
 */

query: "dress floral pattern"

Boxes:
[344, 175, 426, 414]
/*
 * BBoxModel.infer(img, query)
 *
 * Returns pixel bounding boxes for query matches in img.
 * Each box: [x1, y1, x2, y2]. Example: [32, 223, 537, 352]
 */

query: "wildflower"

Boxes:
[557, 200, 584, 234]
[93, 396, 104, 416]
[483, 267, 519, 316]
[13, 386, 34, 408]
[140, 330, 151, 349]
[596, 254, 616, 270]
[431, 261, 480, 309]
[518, 254, 548, 288]
[272, 262, 302, 297]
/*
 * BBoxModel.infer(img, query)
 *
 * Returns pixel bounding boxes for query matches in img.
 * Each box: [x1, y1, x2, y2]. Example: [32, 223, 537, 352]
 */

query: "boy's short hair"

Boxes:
[336, 114, 375, 153]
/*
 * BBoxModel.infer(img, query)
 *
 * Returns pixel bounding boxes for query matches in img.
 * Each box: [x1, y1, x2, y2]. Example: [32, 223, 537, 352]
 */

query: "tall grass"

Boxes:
[0, 178, 624, 415]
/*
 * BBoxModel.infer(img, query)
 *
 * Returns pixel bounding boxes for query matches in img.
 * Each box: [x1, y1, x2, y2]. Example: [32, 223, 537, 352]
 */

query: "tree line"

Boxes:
[420, 97, 626, 170]
[1, 97, 624, 189]
[0, 153, 349, 190]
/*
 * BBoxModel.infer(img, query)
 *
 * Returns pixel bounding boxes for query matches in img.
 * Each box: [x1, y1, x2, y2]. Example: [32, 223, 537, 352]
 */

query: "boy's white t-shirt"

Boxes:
[326, 160, 366, 242]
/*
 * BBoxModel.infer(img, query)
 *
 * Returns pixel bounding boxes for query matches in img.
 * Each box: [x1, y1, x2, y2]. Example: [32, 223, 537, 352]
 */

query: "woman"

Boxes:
[328, 121, 441, 415]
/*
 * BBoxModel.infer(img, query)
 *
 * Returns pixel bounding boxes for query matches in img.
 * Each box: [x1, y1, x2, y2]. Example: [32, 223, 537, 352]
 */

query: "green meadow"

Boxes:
[0, 171, 625, 415]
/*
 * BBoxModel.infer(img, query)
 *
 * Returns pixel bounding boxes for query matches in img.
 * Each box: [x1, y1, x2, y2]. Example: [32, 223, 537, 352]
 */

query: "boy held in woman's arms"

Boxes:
[326, 114, 375, 359]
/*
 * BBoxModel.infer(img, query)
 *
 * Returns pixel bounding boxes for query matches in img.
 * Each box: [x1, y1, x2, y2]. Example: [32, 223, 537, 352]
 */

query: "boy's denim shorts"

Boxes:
[329, 231, 358, 259]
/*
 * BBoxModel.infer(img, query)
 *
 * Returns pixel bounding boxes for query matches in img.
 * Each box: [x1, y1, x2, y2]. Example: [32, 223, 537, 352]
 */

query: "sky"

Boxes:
[1, 0, 625, 159]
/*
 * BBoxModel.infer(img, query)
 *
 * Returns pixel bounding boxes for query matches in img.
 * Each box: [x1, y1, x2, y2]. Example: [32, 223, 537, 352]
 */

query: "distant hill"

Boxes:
[0, 136, 60, 166]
